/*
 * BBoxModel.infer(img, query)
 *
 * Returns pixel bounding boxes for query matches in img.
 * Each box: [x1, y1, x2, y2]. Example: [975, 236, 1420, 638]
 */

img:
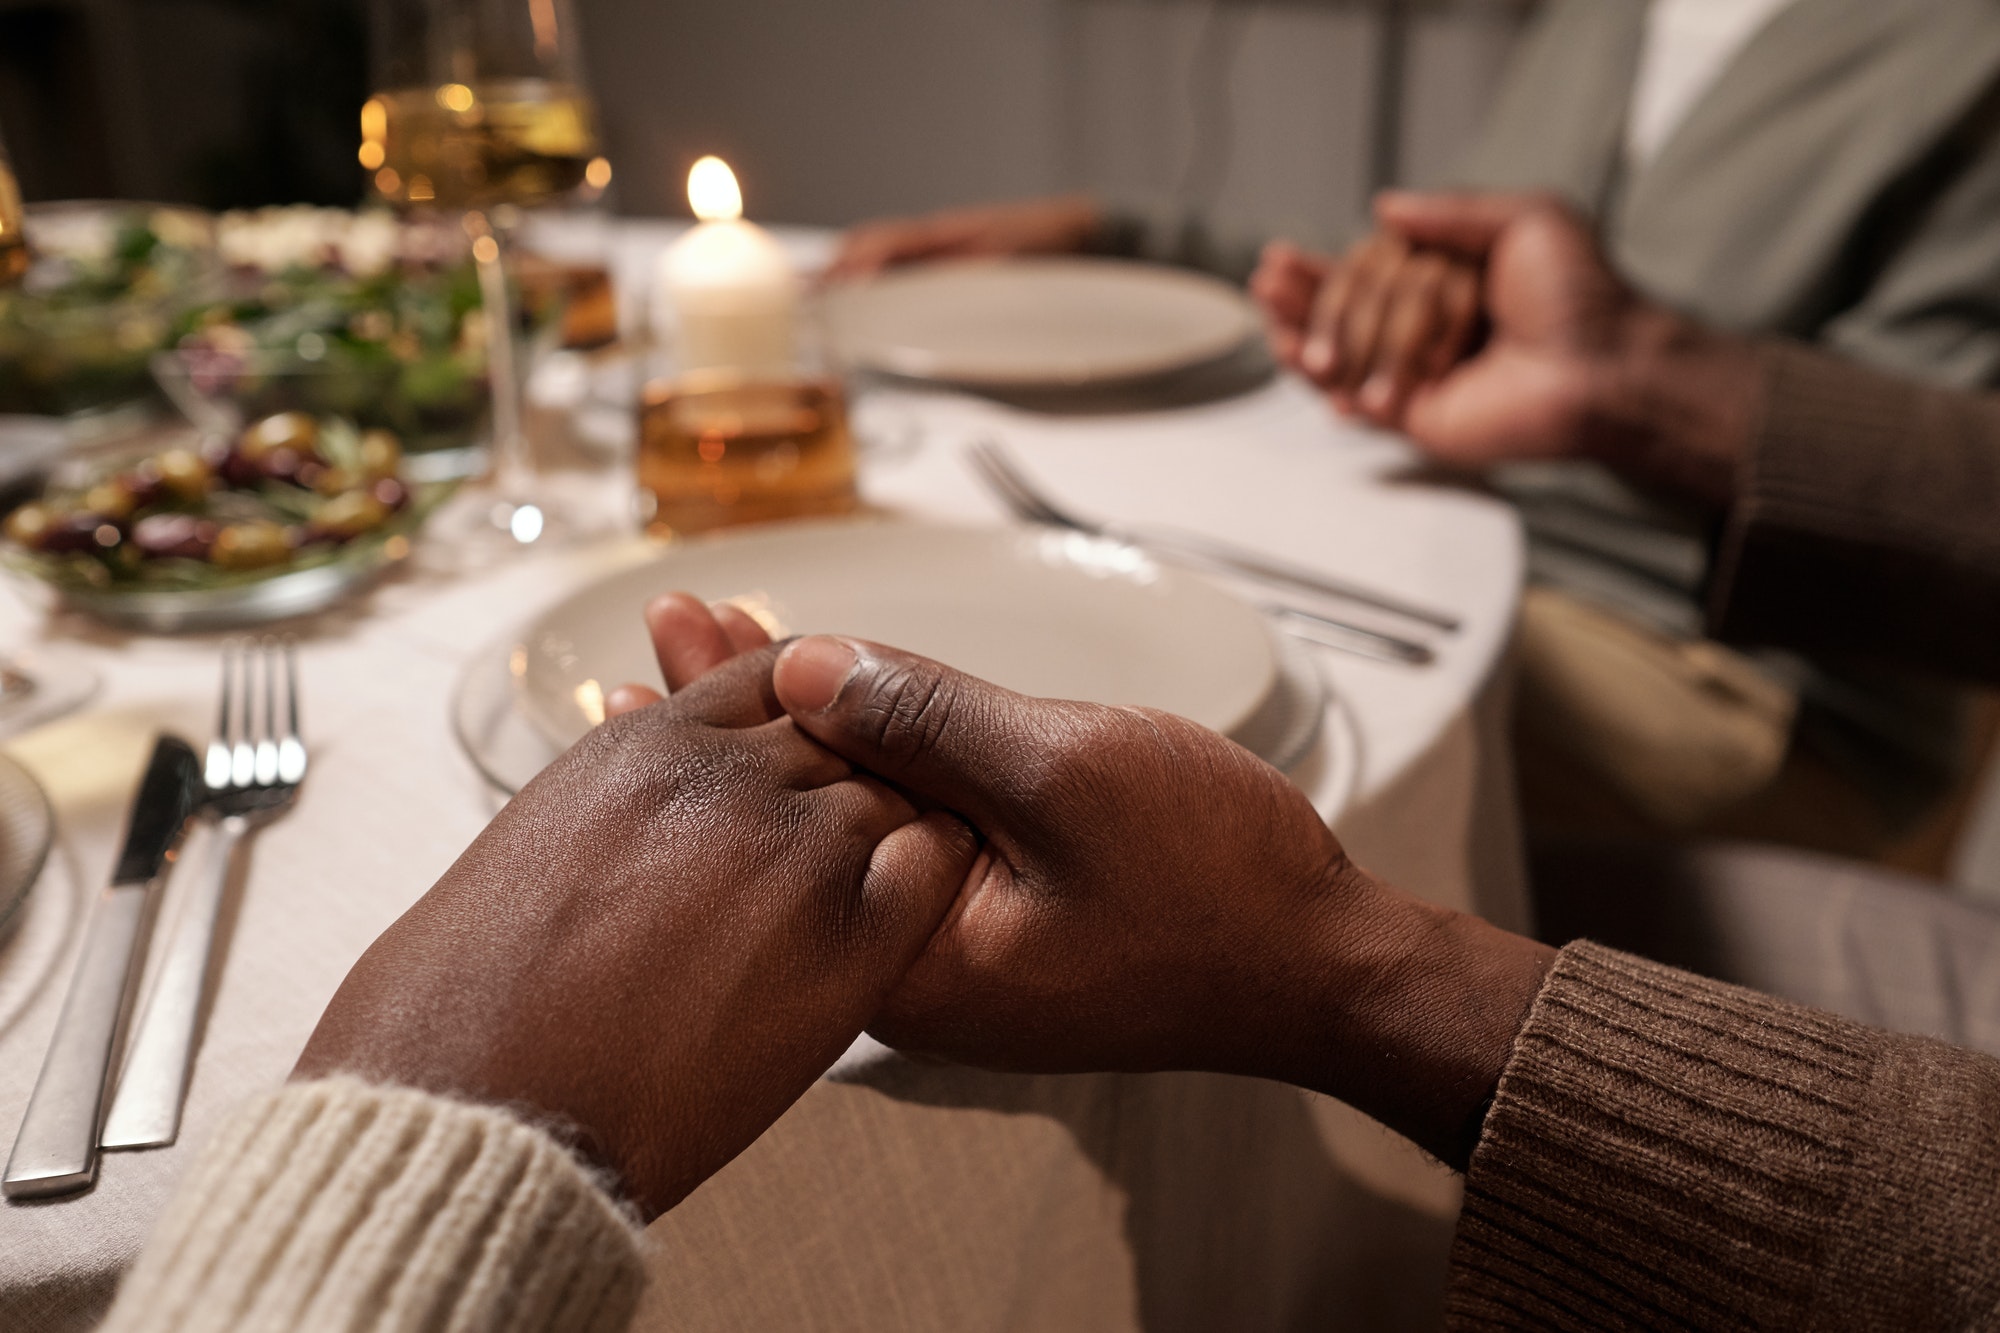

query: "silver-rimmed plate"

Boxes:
[0, 753, 53, 946]
[510, 519, 1282, 755]
[453, 612, 1337, 808]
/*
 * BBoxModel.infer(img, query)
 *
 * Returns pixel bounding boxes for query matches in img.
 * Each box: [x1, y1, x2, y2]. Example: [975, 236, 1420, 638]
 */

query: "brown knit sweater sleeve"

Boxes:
[1706, 342, 2000, 680]
[1448, 941, 2000, 1331]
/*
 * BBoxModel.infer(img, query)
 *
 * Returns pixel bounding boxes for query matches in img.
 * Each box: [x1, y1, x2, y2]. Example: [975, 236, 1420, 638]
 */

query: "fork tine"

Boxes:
[969, 440, 1029, 502]
[965, 446, 1024, 516]
[228, 641, 255, 790]
[282, 637, 300, 741]
[205, 643, 235, 791]
[277, 637, 307, 784]
[968, 443, 1064, 526]
[253, 638, 279, 786]
[971, 441, 1080, 528]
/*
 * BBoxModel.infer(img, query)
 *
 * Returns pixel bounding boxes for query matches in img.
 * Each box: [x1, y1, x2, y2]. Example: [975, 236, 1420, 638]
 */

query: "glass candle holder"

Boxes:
[636, 156, 857, 538]
[637, 369, 857, 538]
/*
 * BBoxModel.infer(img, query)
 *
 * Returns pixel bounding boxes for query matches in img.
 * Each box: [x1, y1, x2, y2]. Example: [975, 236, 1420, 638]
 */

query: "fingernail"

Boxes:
[1305, 339, 1335, 375]
[776, 636, 859, 712]
[603, 684, 655, 718]
[1360, 374, 1393, 412]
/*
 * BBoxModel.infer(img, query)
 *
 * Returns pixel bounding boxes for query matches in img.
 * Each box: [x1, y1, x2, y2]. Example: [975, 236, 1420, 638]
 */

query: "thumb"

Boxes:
[1372, 190, 1561, 258]
[774, 636, 1037, 829]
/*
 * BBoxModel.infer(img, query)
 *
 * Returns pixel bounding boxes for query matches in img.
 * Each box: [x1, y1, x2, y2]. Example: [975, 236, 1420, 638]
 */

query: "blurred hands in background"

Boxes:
[826, 194, 1104, 281]
[1255, 192, 1761, 504]
[1255, 193, 1636, 462]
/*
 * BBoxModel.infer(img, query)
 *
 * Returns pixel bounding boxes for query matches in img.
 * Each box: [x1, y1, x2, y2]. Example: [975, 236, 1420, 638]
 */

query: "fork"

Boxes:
[967, 439, 1461, 634]
[967, 440, 1449, 665]
[100, 638, 308, 1150]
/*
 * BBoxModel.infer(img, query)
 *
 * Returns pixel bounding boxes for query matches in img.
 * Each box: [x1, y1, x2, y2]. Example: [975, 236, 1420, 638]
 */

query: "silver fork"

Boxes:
[967, 439, 1461, 634]
[101, 639, 308, 1150]
[967, 440, 1446, 665]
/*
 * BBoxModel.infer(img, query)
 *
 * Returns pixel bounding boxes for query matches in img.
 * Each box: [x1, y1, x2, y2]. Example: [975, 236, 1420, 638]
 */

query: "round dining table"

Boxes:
[0, 224, 1524, 1332]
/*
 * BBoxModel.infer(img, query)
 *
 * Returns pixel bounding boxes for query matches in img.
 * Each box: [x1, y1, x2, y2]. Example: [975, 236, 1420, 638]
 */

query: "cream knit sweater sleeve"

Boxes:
[98, 1078, 644, 1333]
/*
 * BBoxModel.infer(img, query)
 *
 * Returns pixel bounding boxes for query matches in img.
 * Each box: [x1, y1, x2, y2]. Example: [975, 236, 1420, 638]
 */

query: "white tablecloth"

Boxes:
[0, 229, 1523, 1331]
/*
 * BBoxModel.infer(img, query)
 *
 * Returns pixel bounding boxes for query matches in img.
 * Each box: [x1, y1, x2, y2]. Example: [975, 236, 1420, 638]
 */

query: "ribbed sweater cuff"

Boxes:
[1446, 941, 1880, 1330]
[1706, 341, 2000, 676]
[100, 1078, 644, 1333]
[1728, 342, 1920, 539]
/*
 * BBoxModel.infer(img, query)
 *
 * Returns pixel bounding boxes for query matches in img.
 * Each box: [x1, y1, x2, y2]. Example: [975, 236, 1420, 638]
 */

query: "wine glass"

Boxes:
[0, 126, 103, 735]
[0, 127, 25, 288]
[362, 0, 611, 547]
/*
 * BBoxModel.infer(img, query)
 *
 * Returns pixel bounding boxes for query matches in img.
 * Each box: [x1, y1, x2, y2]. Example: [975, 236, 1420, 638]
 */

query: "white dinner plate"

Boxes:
[0, 753, 53, 948]
[456, 591, 1333, 798]
[822, 257, 1261, 389]
[513, 518, 1279, 753]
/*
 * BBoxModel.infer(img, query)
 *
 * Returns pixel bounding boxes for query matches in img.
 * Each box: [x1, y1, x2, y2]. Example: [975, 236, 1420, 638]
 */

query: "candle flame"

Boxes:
[688, 156, 743, 222]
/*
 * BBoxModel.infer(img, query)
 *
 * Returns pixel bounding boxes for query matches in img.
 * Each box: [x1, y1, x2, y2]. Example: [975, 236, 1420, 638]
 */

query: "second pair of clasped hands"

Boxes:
[836, 191, 1757, 507]
[297, 593, 1556, 1220]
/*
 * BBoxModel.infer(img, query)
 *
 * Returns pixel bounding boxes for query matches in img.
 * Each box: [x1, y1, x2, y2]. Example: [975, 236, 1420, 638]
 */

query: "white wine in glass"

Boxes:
[364, 79, 598, 211]
[364, 0, 608, 548]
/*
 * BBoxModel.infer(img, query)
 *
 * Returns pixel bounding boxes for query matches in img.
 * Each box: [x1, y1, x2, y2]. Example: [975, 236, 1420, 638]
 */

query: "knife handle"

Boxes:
[103, 819, 241, 1150]
[3, 883, 151, 1198]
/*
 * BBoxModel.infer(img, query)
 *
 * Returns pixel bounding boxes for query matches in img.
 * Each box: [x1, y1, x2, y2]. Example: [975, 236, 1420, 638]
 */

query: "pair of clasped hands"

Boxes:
[834, 189, 1680, 483]
[297, 596, 1554, 1220]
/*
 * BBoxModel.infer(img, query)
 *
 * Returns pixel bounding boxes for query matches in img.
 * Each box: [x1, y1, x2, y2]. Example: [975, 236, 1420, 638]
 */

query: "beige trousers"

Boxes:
[1513, 587, 1796, 831]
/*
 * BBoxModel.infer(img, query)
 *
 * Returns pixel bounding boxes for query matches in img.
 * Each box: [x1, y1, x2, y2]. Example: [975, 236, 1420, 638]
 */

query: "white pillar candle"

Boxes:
[656, 157, 796, 376]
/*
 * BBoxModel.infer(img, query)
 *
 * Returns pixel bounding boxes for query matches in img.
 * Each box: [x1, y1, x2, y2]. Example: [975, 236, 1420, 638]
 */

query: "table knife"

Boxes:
[3, 735, 201, 1199]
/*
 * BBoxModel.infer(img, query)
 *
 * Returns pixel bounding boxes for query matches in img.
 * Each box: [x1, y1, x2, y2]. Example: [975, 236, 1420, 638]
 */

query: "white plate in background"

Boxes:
[822, 257, 1260, 389]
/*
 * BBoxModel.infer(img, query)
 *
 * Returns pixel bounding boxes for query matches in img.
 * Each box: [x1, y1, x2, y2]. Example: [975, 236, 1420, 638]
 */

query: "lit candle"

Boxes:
[656, 157, 796, 376]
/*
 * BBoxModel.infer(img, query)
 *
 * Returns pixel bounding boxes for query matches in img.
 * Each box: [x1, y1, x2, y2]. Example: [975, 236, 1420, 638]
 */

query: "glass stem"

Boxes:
[470, 211, 531, 503]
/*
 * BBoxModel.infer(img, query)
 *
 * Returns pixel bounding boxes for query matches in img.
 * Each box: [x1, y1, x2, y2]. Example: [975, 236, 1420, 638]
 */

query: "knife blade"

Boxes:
[3, 735, 202, 1199]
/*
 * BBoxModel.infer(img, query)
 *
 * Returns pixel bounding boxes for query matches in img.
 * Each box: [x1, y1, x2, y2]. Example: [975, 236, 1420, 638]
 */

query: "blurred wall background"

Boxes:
[0, 0, 1528, 247]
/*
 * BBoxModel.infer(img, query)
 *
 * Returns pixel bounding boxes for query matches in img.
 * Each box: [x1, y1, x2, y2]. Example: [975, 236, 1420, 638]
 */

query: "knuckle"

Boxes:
[858, 662, 960, 764]
[579, 706, 764, 814]
[1032, 705, 1162, 798]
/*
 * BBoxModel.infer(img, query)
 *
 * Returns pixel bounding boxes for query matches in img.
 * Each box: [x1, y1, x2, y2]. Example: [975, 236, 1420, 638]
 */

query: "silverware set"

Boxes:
[3, 639, 305, 1198]
[967, 438, 1456, 666]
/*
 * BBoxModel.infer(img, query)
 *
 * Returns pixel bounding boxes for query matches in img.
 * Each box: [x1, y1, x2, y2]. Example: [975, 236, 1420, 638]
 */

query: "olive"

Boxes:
[4, 503, 55, 549]
[36, 513, 124, 555]
[370, 477, 410, 512]
[155, 449, 214, 502]
[358, 430, 403, 481]
[258, 446, 307, 485]
[308, 490, 389, 542]
[131, 513, 219, 560]
[312, 466, 358, 497]
[209, 520, 293, 570]
[240, 412, 319, 463]
[120, 467, 167, 510]
[219, 450, 264, 489]
[83, 482, 137, 522]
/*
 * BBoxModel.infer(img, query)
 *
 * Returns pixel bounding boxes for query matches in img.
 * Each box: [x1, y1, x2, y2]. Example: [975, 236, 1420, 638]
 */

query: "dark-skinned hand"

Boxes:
[639, 595, 1556, 1170]
[825, 194, 1104, 281]
[294, 641, 978, 1219]
[1252, 224, 1483, 425]
[1257, 192, 1761, 503]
